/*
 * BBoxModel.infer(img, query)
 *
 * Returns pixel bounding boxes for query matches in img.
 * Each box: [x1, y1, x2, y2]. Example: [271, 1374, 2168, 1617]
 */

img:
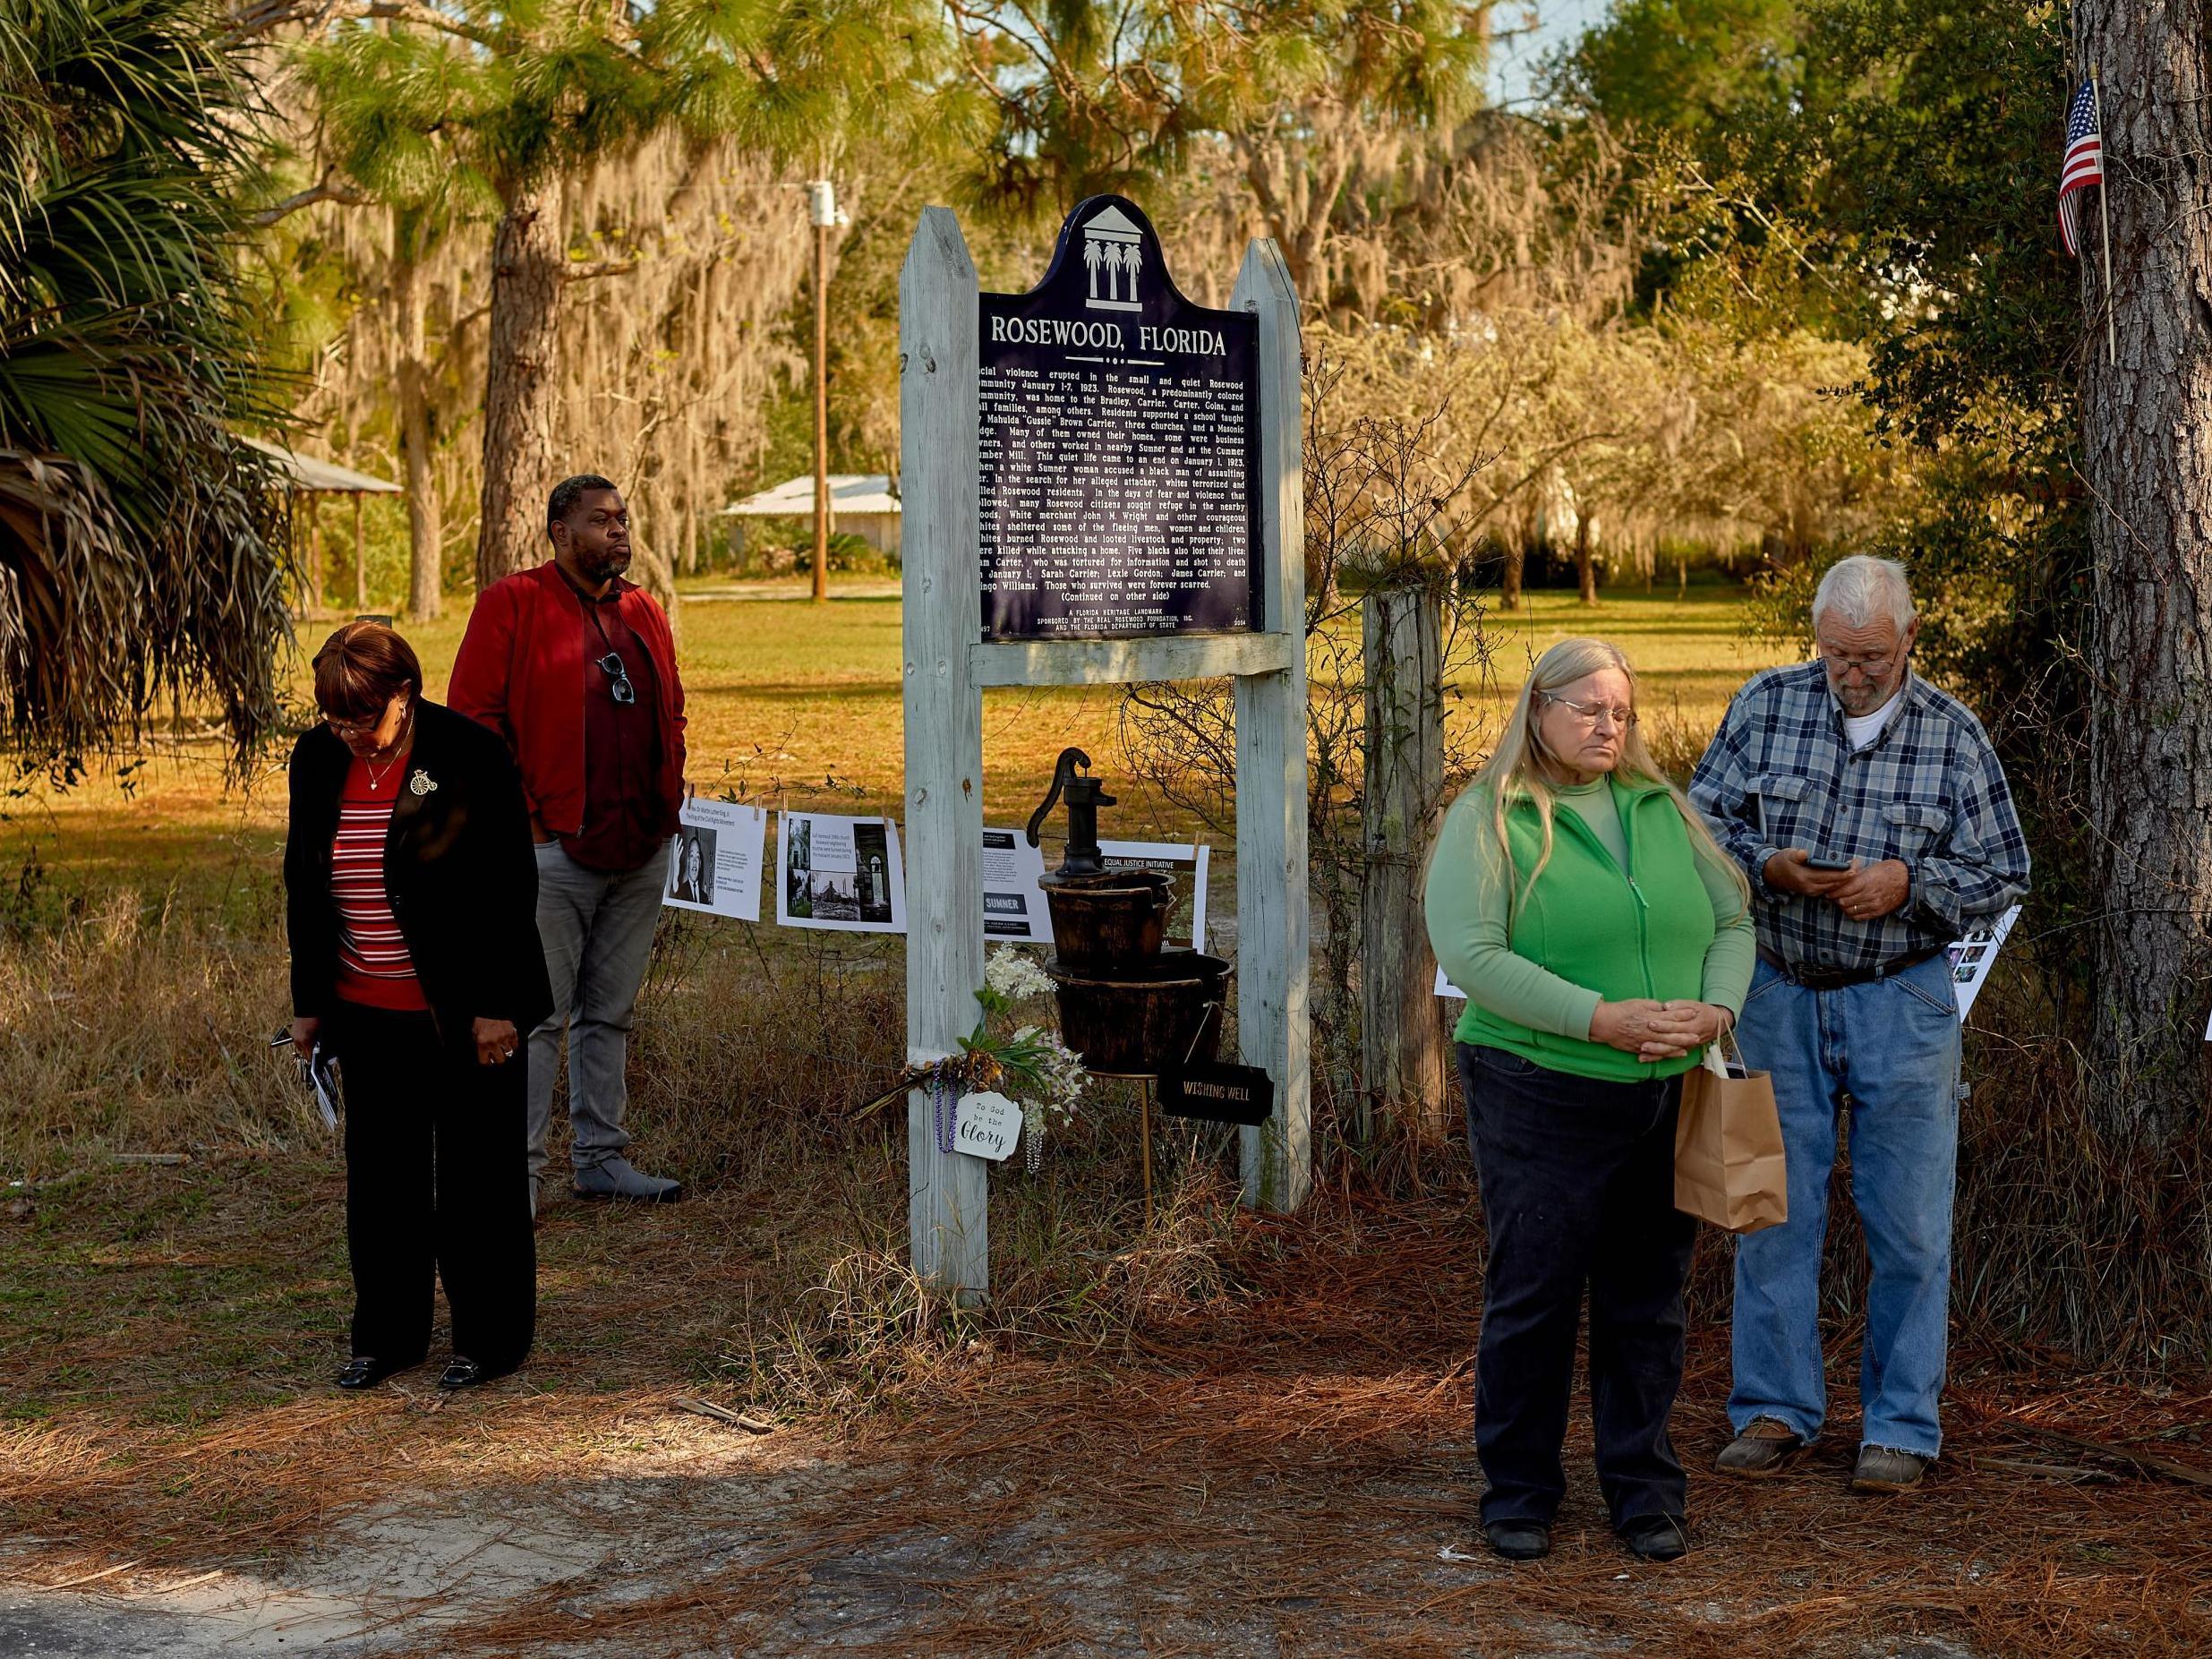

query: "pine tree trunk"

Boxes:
[392, 216, 442, 620]
[476, 182, 561, 590]
[2078, 3, 2212, 1142]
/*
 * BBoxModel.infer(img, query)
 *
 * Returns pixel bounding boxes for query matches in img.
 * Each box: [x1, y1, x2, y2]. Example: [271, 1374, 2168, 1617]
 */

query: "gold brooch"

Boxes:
[409, 770, 438, 797]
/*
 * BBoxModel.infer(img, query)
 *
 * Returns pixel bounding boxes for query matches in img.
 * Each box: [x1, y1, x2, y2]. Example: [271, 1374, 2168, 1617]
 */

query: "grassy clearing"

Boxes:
[2, 577, 1792, 917]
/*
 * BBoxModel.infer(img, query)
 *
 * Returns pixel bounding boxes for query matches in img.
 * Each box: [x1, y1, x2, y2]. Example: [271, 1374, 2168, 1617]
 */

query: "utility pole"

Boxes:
[808, 179, 837, 604]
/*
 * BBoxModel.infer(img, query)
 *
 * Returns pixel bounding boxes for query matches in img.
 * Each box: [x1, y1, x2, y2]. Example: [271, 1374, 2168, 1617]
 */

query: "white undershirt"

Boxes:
[1844, 688, 1903, 751]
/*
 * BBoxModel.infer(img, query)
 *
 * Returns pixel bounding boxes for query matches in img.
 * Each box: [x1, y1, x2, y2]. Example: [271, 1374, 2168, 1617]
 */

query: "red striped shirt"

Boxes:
[332, 754, 428, 1012]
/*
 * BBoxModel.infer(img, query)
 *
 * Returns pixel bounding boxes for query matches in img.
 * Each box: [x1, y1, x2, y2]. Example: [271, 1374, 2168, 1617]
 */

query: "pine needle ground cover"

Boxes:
[3, 932, 2206, 1656]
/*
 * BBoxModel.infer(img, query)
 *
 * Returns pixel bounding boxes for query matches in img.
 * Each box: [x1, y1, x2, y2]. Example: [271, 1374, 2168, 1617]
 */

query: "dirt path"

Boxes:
[6, 1166, 2208, 1656]
[9, 1355, 2208, 1657]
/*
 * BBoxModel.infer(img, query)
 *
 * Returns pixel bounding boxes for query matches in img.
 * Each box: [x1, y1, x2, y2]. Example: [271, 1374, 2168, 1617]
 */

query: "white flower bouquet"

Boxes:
[861, 946, 1089, 1171]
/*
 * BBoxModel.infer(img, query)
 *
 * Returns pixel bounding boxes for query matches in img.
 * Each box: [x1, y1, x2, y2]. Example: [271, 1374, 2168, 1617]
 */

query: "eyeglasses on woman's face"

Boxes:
[1543, 693, 1638, 730]
[324, 691, 408, 742]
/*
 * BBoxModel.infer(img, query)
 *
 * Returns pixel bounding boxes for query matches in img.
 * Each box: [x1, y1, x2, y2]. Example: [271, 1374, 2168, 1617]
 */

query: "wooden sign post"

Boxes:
[901, 199, 1309, 1298]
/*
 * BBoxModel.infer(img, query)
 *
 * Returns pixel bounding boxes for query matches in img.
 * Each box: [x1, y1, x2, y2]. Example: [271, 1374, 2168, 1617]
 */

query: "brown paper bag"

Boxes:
[1674, 1032, 1788, 1234]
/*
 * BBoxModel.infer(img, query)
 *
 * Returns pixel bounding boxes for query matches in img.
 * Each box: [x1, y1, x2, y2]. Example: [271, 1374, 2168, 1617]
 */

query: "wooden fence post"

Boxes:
[899, 207, 989, 1297]
[1231, 238, 1311, 1213]
[1359, 585, 1447, 1136]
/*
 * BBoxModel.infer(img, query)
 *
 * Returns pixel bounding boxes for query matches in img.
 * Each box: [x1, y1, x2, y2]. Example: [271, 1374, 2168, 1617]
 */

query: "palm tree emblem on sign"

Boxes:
[1082, 206, 1144, 312]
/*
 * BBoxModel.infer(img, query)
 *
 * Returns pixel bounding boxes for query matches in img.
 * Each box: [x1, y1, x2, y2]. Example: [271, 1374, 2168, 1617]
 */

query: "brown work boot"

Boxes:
[1850, 1446, 1931, 1493]
[1713, 1417, 1804, 1479]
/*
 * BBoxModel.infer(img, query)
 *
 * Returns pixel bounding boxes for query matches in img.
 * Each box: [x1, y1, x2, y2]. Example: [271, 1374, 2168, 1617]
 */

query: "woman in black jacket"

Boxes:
[285, 622, 553, 1390]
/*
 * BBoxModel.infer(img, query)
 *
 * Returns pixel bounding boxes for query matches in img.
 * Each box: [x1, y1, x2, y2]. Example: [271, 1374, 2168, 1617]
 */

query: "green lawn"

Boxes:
[6, 578, 1793, 917]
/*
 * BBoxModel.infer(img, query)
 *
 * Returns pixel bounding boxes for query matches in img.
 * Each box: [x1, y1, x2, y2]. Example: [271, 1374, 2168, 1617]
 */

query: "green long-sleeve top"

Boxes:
[1424, 774, 1758, 1082]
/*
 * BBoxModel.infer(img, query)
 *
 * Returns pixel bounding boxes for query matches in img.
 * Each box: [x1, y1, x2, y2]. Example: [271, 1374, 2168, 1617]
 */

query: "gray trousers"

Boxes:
[527, 840, 665, 1177]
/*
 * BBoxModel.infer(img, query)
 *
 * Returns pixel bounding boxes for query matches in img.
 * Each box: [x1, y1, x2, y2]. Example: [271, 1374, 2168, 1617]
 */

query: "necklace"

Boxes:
[363, 706, 415, 791]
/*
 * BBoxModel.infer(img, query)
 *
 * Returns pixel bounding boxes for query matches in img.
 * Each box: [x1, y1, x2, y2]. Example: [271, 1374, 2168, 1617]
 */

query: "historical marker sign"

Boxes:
[978, 196, 1261, 640]
[901, 201, 1310, 1297]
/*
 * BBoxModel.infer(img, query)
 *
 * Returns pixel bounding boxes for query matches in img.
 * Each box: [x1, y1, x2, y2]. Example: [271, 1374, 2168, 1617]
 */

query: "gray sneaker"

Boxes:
[1714, 1417, 1804, 1479]
[1850, 1446, 1930, 1493]
[572, 1157, 683, 1203]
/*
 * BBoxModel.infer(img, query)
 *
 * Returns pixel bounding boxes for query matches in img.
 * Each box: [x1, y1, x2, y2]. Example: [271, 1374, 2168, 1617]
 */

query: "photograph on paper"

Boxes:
[779, 812, 906, 933]
[982, 826, 1054, 944]
[662, 800, 766, 921]
[1947, 903, 2021, 1022]
[1097, 839, 1208, 950]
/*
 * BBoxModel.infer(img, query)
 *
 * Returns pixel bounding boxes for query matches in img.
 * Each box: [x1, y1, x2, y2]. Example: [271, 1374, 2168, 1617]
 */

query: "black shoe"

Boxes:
[438, 1357, 488, 1390]
[1482, 1520, 1551, 1561]
[1619, 1514, 1689, 1561]
[336, 1355, 414, 1390]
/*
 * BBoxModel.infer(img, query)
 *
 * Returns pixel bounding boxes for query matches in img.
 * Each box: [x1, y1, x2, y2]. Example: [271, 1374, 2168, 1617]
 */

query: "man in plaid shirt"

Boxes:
[1688, 555, 2028, 1495]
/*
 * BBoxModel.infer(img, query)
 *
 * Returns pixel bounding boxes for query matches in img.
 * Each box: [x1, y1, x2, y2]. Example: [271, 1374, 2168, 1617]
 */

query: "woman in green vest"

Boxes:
[1425, 637, 1755, 1564]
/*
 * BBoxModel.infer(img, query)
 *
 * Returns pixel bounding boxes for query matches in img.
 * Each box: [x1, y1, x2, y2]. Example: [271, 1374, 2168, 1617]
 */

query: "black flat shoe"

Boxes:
[1619, 1514, 1690, 1561]
[438, 1358, 488, 1390]
[336, 1355, 413, 1390]
[1483, 1520, 1551, 1561]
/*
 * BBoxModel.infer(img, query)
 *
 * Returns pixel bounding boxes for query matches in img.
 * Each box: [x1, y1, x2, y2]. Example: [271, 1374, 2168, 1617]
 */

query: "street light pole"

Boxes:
[808, 179, 835, 604]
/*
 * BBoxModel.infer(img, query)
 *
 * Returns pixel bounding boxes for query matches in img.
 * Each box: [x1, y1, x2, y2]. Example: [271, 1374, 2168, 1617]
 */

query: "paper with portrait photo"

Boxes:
[777, 812, 907, 934]
[662, 800, 766, 921]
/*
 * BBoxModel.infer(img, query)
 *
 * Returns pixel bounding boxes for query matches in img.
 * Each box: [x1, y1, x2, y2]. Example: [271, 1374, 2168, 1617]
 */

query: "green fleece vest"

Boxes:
[1458, 777, 1719, 1082]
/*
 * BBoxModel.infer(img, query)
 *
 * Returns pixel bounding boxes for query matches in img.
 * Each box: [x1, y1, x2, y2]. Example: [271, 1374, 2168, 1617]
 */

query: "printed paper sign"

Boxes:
[982, 826, 1055, 944]
[663, 800, 767, 921]
[777, 813, 907, 934]
[1097, 839, 1209, 951]
[953, 1090, 1023, 1161]
[1947, 903, 2021, 1023]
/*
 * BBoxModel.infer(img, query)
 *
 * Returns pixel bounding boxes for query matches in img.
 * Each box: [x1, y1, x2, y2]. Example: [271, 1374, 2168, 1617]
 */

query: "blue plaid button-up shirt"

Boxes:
[1688, 663, 2030, 973]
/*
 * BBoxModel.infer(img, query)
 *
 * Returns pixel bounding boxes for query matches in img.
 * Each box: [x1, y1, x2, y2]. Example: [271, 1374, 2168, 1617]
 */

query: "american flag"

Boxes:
[2058, 80, 2104, 258]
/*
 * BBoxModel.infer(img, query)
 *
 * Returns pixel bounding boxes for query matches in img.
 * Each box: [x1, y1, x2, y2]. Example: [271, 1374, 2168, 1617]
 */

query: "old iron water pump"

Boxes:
[1026, 747, 1115, 878]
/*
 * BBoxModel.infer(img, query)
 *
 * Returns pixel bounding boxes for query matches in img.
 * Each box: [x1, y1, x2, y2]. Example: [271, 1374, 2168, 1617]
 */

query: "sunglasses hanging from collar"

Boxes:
[583, 601, 639, 706]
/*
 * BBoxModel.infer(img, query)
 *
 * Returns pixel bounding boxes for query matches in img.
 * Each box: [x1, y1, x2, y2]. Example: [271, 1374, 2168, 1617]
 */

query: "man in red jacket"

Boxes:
[449, 475, 686, 1213]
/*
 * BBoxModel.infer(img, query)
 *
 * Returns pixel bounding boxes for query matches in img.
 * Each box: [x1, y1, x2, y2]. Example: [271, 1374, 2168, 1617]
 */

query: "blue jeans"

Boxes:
[1728, 953, 1962, 1458]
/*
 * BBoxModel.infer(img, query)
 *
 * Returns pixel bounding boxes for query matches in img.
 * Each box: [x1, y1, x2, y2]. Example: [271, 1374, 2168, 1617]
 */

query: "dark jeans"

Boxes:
[1459, 1042, 1695, 1528]
[329, 1002, 536, 1373]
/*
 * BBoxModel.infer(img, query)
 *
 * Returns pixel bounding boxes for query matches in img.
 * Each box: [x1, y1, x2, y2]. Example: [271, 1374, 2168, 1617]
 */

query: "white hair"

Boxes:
[1812, 555, 1916, 634]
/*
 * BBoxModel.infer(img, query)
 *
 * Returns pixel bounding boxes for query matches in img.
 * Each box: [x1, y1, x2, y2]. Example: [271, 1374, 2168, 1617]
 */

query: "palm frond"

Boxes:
[0, 0, 296, 762]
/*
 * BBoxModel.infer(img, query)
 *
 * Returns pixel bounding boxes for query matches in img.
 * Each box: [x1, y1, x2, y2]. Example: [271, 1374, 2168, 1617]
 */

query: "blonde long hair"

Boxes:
[1474, 637, 1750, 912]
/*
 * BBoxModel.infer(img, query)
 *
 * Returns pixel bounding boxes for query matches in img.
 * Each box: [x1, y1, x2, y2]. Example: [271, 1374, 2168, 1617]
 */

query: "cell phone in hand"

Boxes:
[1802, 855, 1856, 872]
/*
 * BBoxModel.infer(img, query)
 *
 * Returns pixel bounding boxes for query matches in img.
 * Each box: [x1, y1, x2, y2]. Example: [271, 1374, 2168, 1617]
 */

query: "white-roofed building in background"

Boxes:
[238, 435, 401, 615]
[721, 474, 901, 569]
